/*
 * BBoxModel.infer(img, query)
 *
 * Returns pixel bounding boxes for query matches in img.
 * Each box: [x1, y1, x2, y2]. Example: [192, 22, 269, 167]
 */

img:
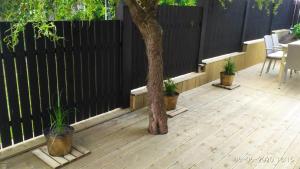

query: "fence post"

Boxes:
[241, 0, 250, 44]
[121, 6, 133, 108]
[198, 0, 210, 63]
[269, 2, 275, 34]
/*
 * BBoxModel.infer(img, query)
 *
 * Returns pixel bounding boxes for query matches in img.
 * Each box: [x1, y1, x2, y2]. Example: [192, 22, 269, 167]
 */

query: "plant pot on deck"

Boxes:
[164, 92, 179, 111]
[44, 126, 74, 156]
[220, 72, 235, 86]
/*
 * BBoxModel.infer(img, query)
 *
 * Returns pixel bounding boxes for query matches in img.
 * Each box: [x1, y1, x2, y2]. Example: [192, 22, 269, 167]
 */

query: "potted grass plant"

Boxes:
[44, 97, 74, 157]
[164, 79, 179, 111]
[220, 58, 236, 86]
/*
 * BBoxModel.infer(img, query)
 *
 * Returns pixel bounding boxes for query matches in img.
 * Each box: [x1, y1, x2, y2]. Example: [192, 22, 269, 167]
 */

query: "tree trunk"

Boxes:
[125, 0, 168, 134]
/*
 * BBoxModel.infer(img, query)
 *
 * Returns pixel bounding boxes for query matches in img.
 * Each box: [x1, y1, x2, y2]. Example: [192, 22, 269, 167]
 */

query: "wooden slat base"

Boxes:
[212, 83, 241, 90]
[32, 144, 90, 168]
[167, 106, 188, 118]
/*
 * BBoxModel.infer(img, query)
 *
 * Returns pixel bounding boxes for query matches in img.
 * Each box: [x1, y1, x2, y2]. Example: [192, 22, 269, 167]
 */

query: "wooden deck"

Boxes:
[3, 64, 300, 169]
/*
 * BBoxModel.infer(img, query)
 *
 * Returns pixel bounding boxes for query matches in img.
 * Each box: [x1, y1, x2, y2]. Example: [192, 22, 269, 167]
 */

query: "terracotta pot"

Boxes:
[164, 92, 179, 111]
[220, 72, 235, 86]
[44, 126, 74, 156]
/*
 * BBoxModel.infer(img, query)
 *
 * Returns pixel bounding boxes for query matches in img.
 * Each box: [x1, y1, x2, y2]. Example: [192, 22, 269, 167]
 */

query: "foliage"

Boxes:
[224, 58, 236, 75]
[159, 0, 197, 6]
[50, 96, 72, 134]
[292, 23, 300, 39]
[218, 0, 283, 14]
[164, 79, 177, 95]
[1, 0, 116, 49]
[1, 0, 283, 49]
[255, 0, 283, 14]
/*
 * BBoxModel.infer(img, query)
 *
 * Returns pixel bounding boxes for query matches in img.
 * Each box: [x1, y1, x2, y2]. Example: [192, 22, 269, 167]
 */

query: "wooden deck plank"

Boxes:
[40, 146, 69, 165]
[32, 149, 60, 168]
[3, 64, 300, 169]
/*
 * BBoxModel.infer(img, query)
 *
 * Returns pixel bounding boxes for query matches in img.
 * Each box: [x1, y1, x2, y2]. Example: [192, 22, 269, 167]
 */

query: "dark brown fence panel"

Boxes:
[0, 20, 122, 148]
[272, 0, 294, 30]
[243, 0, 273, 41]
[64, 22, 76, 124]
[0, 30, 12, 147]
[123, 6, 203, 89]
[201, 0, 247, 59]
[36, 34, 51, 130]
[72, 21, 84, 122]
[15, 31, 33, 140]
[80, 22, 91, 119]
[88, 21, 97, 117]
[25, 24, 43, 137]
[199, 0, 295, 60]
[292, 2, 300, 25]
[0, 23, 23, 144]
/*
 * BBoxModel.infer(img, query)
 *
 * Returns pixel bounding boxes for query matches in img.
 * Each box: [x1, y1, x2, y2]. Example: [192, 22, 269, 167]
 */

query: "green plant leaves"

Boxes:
[164, 79, 177, 95]
[159, 0, 197, 6]
[224, 58, 236, 75]
[292, 23, 300, 39]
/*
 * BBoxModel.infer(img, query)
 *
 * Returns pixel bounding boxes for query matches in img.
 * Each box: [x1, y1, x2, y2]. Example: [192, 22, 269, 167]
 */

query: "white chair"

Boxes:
[282, 42, 300, 83]
[271, 34, 283, 51]
[260, 35, 285, 76]
[271, 34, 284, 69]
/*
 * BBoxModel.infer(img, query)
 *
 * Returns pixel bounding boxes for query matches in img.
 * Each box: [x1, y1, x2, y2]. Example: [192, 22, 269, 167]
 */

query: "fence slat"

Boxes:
[64, 22, 75, 124]
[55, 22, 67, 108]
[72, 21, 83, 122]
[25, 24, 43, 136]
[0, 23, 23, 144]
[15, 31, 33, 140]
[45, 34, 58, 112]
[80, 21, 90, 118]
[0, 52, 12, 147]
[36, 35, 51, 129]
[88, 21, 97, 116]
[95, 21, 104, 114]
[0, 20, 123, 148]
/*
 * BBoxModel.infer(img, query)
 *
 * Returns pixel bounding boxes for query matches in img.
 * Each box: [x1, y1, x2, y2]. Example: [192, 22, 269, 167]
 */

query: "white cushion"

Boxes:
[268, 51, 284, 59]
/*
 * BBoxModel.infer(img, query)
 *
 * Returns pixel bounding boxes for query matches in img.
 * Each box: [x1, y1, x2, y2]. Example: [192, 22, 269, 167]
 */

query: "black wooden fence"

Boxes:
[0, 2, 296, 149]
[291, 1, 300, 26]
[0, 21, 122, 148]
[199, 0, 295, 59]
[123, 6, 203, 90]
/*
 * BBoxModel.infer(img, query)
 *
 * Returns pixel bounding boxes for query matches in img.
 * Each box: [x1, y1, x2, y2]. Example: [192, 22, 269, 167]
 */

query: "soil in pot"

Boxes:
[220, 72, 235, 86]
[164, 92, 179, 111]
[44, 126, 74, 156]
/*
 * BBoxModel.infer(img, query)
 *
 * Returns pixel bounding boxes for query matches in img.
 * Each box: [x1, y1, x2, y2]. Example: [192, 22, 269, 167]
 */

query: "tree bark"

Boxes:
[124, 0, 168, 134]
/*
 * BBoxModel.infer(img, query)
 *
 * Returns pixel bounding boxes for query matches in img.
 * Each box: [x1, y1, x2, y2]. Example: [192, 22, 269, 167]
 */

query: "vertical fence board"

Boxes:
[88, 21, 97, 116]
[72, 21, 83, 121]
[0, 54, 12, 147]
[105, 25, 114, 111]
[103, 24, 109, 113]
[80, 21, 90, 118]
[95, 21, 104, 114]
[64, 22, 75, 124]
[25, 24, 43, 136]
[55, 22, 67, 107]
[0, 23, 23, 144]
[15, 31, 33, 140]
[45, 34, 58, 113]
[36, 35, 50, 129]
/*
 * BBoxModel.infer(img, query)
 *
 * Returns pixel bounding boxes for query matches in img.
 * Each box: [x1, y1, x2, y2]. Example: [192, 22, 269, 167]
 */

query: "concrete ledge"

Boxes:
[130, 72, 208, 111]
[0, 108, 130, 161]
[130, 35, 268, 111]
[204, 52, 246, 82]
[202, 52, 245, 64]
[244, 38, 264, 45]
